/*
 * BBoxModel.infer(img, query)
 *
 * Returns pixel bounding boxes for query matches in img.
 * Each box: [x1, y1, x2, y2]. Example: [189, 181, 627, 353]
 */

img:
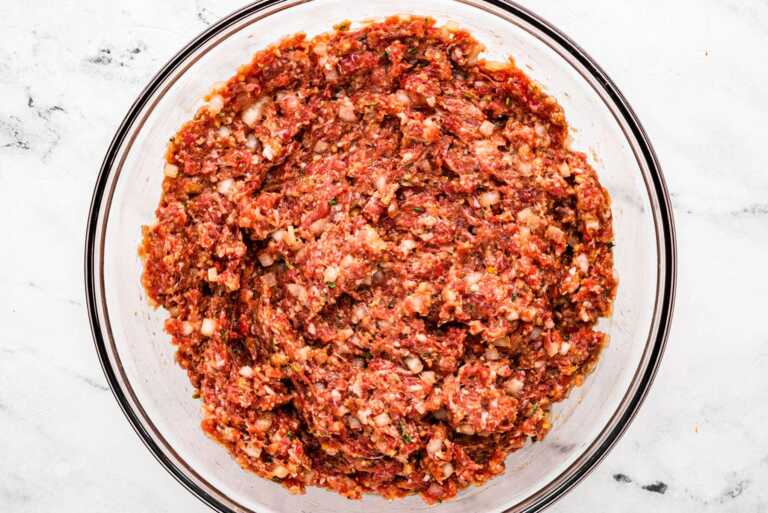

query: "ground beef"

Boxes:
[140, 16, 616, 503]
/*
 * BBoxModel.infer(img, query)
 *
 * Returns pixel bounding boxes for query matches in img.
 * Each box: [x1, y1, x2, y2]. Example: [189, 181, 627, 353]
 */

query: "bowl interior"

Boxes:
[95, 1, 663, 512]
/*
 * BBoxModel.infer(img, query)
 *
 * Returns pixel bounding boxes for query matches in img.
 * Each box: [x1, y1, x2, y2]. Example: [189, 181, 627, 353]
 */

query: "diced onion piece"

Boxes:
[257, 252, 274, 267]
[278, 92, 299, 112]
[405, 355, 423, 374]
[442, 463, 454, 478]
[395, 89, 411, 105]
[456, 424, 475, 435]
[242, 97, 267, 127]
[273, 465, 289, 478]
[309, 218, 327, 235]
[545, 336, 560, 357]
[200, 318, 216, 336]
[517, 207, 541, 229]
[313, 42, 328, 56]
[262, 272, 277, 288]
[239, 366, 254, 378]
[207, 267, 218, 282]
[314, 140, 329, 153]
[286, 283, 308, 302]
[163, 163, 179, 178]
[262, 143, 276, 161]
[479, 190, 500, 207]
[399, 239, 417, 254]
[375, 174, 387, 191]
[325, 67, 339, 82]
[255, 415, 272, 430]
[323, 266, 339, 283]
[285, 224, 300, 248]
[484, 60, 508, 71]
[575, 253, 589, 273]
[464, 272, 483, 292]
[338, 97, 357, 122]
[518, 161, 533, 175]
[427, 483, 444, 497]
[506, 378, 524, 395]
[426, 437, 443, 457]
[206, 95, 224, 114]
[420, 371, 437, 385]
[493, 336, 511, 347]
[217, 178, 234, 195]
[356, 408, 371, 424]
[350, 379, 363, 397]
[373, 412, 391, 426]
[479, 120, 495, 136]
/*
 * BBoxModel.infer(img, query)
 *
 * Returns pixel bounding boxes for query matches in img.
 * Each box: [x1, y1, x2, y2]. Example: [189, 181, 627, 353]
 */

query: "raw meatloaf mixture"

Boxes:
[141, 16, 616, 503]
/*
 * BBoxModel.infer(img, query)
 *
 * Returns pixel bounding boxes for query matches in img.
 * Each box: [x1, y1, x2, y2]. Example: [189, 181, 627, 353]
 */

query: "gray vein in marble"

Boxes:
[732, 203, 768, 217]
[670, 192, 768, 219]
[0, 486, 31, 505]
[0, 115, 31, 151]
[85, 42, 147, 69]
[717, 480, 749, 503]
[642, 481, 669, 494]
[612, 473, 669, 495]
[73, 373, 109, 392]
[25, 281, 82, 307]
[195, 0, 215, 26]
[613, 473, 632, 483]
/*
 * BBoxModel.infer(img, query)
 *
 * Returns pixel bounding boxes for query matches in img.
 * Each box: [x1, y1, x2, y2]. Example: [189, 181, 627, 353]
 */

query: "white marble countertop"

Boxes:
[2, 1, 767, 511]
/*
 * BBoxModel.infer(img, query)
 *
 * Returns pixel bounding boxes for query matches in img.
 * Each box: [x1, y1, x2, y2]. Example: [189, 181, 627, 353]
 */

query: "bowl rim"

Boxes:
[84, 1, 677, 512]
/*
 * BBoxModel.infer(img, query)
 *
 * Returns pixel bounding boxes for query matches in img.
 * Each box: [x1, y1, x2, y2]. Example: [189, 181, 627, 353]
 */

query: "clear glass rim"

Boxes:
[84, 1, 677, 512]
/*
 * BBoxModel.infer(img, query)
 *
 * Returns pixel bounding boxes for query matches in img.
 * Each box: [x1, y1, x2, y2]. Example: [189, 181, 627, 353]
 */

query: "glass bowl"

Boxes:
[85, 1, 676, 512]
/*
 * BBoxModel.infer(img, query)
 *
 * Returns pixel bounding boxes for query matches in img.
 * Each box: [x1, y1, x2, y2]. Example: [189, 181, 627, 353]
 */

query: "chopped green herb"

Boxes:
[329, 198, 337, 206]
[399, 421, 413, 443]
[407, 46, 418, 56]
[326, 281, 336, 289]
[413, 207, 425, 213]
[362, 349, 373, 360]
[529, 402, 540, 415]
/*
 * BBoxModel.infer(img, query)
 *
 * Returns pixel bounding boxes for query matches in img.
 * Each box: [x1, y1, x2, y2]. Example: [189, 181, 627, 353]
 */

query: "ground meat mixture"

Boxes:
[140, 17, 616, 503]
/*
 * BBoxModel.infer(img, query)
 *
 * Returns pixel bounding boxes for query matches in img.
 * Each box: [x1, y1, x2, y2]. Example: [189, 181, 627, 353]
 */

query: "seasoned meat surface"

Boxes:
[141, 16, 616, 503]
